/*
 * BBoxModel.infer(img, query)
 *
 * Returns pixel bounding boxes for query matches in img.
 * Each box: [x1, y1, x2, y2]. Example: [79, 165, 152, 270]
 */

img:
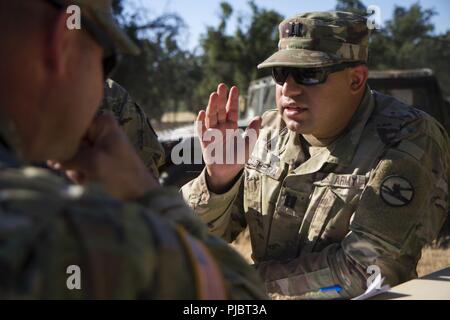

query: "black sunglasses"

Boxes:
[272, 62, 364, 86]
[45, 0, 121, 79]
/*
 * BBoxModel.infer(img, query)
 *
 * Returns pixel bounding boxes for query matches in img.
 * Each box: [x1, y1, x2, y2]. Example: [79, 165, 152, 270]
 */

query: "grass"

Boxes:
[417, 244, 450, 277]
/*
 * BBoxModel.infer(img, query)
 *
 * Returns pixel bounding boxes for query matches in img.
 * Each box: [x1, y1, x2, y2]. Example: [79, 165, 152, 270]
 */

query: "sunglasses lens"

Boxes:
[292, 69, 325, 85]
[272, 67, 329, 86]
[272, 67, 290, 85]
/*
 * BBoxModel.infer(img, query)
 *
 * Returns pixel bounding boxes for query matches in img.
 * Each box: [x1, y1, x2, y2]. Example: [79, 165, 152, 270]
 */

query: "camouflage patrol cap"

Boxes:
[258, 11, 370, 69]
[51, 0, 140, 55]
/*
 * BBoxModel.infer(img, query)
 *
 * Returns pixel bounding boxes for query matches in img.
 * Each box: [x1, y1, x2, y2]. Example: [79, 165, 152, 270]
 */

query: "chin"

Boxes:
[283, 117, 312, 134]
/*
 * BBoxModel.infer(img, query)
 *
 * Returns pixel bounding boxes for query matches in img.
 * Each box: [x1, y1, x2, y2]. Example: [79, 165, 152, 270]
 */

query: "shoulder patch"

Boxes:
[380, 175, 414, 207]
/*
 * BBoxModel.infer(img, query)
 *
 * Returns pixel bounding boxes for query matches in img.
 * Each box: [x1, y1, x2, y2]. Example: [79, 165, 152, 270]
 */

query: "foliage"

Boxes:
[195, 1, 282, 112]
[111, 0, 450, 122]
[336, 1, 450, 96]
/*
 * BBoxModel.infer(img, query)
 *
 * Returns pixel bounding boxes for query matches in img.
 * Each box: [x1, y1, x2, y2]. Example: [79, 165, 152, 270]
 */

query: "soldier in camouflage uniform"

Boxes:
[0, 0, 266, 299]
[99, 79, 165, 177]
[182, 11, 450, 299]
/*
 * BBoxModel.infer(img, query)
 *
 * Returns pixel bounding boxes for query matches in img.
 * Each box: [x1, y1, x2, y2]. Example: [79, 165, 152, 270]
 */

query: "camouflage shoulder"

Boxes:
[99, 79, 165, 175]
[249, 108, 290, 160]
[372, 91, 450, 153]
[260, 108, 288, 137]
[0, 166, 188, 298]
[260, 108, 279, 127]
[99, 79, 131, 118]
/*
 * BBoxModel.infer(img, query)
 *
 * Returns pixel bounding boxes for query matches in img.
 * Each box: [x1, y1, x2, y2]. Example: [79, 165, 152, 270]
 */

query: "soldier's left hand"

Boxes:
[48, 114, 160, 201]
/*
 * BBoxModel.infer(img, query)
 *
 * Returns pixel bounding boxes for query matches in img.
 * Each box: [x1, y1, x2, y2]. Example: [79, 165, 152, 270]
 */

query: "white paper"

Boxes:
[351, 274, 391, 300]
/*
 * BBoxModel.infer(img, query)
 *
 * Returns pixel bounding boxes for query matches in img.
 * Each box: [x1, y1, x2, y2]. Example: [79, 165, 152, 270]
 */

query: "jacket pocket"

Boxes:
[266, 186, 310, 260]
[303, 174, 367, 252]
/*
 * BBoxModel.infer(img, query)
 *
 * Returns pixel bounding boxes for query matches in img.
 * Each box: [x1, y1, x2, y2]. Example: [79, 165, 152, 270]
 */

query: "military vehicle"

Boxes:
[157, 68, 450, 187]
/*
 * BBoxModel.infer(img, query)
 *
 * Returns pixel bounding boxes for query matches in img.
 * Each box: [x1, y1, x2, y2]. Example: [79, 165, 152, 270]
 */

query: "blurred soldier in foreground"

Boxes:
[59, 80, 164, 182]
[0, 0, 266, 299]
[182, 11, 450, 299]
[99, 79, 165, 177]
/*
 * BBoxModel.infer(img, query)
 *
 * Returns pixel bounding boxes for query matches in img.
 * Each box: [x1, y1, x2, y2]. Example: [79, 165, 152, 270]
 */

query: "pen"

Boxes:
[320, 285, 343, 293]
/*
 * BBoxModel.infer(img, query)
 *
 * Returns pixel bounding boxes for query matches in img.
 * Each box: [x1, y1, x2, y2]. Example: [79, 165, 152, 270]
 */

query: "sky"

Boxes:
[124, 0, 450, 51]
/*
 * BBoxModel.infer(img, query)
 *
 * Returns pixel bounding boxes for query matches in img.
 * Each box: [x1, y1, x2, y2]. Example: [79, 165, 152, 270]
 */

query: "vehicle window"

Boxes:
[262, 86, 276, 114]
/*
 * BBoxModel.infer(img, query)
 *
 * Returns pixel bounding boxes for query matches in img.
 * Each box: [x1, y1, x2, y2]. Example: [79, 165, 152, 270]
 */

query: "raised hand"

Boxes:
[197, 83, 261, 194]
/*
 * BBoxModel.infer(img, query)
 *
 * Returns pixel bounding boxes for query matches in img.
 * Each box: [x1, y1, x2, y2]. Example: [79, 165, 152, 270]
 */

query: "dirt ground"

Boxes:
[230, 228, 450, 278]
[417, 245, 450, 277]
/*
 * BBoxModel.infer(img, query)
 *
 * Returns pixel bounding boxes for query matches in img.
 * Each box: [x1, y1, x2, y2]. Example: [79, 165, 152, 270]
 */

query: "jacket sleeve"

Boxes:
[181, 168, 248, 243]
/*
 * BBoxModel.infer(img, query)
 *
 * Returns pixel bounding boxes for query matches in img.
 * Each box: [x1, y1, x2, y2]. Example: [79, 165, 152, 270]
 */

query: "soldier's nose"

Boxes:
[282, 75, 303, 97]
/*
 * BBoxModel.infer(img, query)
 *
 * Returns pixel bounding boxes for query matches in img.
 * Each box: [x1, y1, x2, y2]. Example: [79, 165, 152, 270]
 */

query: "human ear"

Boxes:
[349, 64, 368, 95]
[44, 10, 73, 78]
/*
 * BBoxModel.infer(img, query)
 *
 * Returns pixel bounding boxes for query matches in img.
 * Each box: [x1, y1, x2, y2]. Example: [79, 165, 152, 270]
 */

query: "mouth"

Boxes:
[282, 104, 308, 117]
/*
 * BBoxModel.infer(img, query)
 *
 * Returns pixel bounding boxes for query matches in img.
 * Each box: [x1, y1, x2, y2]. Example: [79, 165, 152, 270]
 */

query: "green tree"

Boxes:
[368, 3, 449, 96]
[195, 2, 237, 104]
[335, 0, 366, 15]
[197, 1, 282, 108]
[109, 0, 202, 120]
[336, 1, 449, 96]
[369, 3, 437, 68]
[233, 1, 283, 91]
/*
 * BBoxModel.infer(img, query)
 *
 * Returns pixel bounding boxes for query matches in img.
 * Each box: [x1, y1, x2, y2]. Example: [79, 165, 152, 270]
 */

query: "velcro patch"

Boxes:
[380, 176, 414, 207]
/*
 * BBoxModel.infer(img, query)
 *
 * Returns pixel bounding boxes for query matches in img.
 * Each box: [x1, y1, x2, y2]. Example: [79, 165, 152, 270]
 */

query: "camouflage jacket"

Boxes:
[182, 87, 450, 299]
[99, 79, 165, 177]
[0, 110, 266, 300]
